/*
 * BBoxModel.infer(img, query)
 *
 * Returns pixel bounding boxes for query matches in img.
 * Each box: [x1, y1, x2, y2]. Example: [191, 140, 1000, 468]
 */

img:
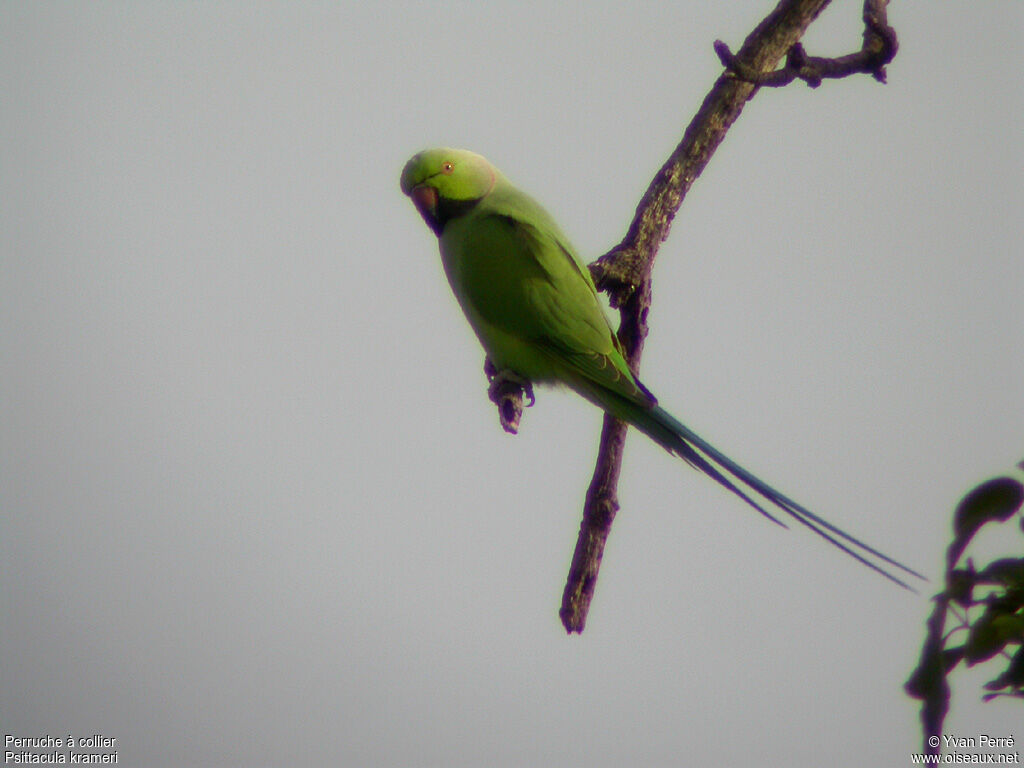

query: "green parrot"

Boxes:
[401, 147, 922, 589]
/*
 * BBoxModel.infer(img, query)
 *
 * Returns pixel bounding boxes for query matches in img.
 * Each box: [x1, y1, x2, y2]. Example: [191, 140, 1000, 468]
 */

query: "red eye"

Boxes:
[441, 161, 454, 174]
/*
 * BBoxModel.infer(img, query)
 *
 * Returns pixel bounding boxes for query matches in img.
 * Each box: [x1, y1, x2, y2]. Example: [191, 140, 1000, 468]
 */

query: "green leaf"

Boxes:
[984, 645, 1024, 693]
[982, 691, 1024, 701]
[965, 606, 1024, 665]
[973, 558, 1024, 589]
[949, 477, 1024, 568]
[990, 613, 1024, 643]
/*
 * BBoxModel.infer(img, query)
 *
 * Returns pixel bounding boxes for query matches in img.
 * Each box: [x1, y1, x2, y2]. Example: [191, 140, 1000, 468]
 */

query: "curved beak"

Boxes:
[410, 183, 442, 235]
[410, 184, 438, 218]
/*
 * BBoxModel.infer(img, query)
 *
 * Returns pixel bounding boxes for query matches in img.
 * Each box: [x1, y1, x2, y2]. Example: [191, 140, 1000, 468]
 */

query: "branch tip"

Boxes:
[715, 2, 897, 90]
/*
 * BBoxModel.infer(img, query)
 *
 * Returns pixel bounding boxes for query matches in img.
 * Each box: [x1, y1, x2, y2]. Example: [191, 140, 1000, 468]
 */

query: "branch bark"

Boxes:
[714, 0, 898, 88]
[558, 0, 897, 633]
[476, 0, 898, 632]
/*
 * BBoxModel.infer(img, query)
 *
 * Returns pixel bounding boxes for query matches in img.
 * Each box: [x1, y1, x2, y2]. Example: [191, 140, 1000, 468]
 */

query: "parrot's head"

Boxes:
[401, 148, 496, 236]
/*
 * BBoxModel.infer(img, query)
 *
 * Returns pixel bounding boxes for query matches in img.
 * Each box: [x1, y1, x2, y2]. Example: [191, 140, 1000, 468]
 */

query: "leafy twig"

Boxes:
[905, 470, 1024, 756]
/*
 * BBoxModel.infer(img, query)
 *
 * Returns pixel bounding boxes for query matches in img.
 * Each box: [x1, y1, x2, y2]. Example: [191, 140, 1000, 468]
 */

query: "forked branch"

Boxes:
[478, 0, 899, 632]
[560, 0, 897, 633]
[714, 0, 897, 88]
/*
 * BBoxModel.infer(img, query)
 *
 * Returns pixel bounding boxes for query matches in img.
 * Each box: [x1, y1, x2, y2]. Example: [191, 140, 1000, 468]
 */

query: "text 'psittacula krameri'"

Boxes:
[401, 147, 922, 589]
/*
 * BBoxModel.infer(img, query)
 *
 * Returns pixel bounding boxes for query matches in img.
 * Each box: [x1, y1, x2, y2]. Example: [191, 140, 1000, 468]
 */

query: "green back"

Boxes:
[440, 175, 653, 407]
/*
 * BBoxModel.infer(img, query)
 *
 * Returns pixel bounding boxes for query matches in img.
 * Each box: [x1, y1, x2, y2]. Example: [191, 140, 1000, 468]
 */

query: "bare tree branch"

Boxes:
[714, 0, 897, 88]
[560, 0, 897, 633]
[477, 0, 898, 632]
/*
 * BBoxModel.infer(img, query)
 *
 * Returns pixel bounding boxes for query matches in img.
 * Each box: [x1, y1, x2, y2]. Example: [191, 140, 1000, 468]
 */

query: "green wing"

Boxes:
[441, 188, 653, 406]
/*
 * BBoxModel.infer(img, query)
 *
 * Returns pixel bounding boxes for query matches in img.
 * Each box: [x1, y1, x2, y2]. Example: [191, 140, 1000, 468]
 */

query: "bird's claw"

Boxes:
[484, 361, 534, 434]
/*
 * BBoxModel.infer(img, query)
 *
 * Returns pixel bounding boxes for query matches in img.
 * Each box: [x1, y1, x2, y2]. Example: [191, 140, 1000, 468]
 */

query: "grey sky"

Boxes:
[2, 2, 1021, 766]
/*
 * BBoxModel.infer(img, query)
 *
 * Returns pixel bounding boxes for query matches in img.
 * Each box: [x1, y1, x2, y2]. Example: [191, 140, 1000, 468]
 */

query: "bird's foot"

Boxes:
[484, 360, 534, 435]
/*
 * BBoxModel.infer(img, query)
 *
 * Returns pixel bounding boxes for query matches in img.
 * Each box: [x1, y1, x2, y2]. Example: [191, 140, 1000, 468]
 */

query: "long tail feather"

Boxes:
[558, 366, 925, 589]
[647, 405, 926, 590]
